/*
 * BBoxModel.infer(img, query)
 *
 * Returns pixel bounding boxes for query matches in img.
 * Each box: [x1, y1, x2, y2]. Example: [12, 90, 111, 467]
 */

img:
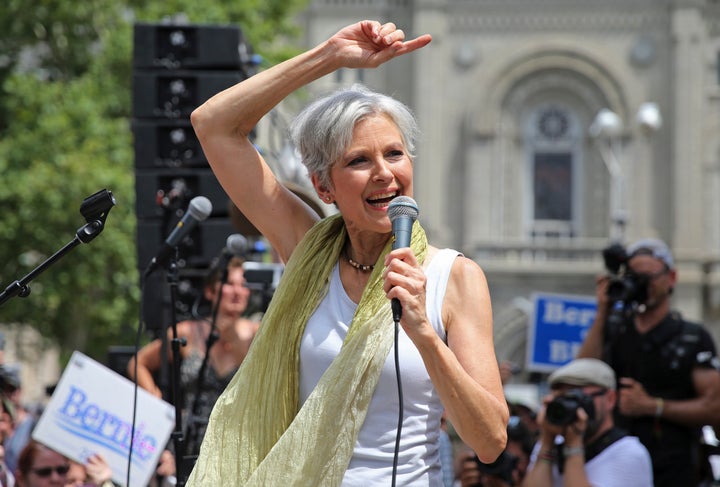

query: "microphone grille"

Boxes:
[226, 233, 248, 256]
[387, 196, 419, 223]
[187, 196, 213, 221]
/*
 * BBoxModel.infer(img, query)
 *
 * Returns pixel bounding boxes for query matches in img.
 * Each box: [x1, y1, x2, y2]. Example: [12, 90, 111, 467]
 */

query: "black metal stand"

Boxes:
[164, 259, 193, 487]
[185, 260, 229, 455]
[0, 188, 115, 307]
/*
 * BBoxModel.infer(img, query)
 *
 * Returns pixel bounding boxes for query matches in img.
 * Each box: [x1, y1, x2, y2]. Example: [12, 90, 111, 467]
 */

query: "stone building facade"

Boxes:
[268, 0, 720, 373]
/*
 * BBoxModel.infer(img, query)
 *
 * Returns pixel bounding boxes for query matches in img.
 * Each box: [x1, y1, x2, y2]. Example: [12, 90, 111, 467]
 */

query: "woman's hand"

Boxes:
[328, 20, 432, 69]
[383, 247, 430, 336]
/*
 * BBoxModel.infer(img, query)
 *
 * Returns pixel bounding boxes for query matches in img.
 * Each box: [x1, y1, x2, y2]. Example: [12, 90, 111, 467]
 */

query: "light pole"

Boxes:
[589, 103, 662, 243]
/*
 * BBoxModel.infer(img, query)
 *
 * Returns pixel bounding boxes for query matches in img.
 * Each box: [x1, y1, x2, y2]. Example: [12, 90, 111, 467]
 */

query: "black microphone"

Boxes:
[144, 196, 213, 277]
[387, 196, 420, 322]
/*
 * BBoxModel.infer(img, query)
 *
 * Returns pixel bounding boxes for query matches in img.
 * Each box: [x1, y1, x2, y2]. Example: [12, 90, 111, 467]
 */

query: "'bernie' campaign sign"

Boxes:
[33, 351, 174, 487]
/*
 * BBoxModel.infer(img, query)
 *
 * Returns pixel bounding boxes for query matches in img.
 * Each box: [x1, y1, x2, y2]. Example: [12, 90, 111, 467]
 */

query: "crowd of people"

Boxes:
[0, 358, 121, 487]
[577, 238, 720, 486]
[452, 237, 720, 487]
[0, 239, 262, 486]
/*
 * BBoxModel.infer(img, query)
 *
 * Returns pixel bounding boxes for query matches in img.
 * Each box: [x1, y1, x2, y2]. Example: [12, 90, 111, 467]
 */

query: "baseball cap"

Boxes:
[626, 238, 674, 268]
[548, 358, 616, 390]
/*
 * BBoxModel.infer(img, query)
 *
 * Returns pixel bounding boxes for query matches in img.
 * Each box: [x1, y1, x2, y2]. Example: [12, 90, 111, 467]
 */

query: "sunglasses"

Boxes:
[31, 464, 70, 477]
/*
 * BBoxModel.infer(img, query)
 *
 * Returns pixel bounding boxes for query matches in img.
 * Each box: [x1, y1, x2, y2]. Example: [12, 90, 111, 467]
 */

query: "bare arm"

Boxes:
[665, 368, 720, 426]
[618, 368, 720, 427]
[127, 338, 164, 398]
[384, 249, 509, 462]
[190, 21, 432, 263]
[576, 275, 610, 359]
[126, 323, 191, 398]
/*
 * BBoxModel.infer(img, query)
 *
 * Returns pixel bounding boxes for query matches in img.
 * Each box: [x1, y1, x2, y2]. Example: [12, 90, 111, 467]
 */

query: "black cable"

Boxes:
[185, 267, 227, 454]
[127, 273, 148, 486]
[391, 317, 404, 487]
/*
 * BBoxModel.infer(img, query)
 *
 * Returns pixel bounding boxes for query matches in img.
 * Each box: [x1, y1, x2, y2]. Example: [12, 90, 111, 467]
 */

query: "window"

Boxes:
[526, 105, 581, 238]
[533, 152, 572, 221]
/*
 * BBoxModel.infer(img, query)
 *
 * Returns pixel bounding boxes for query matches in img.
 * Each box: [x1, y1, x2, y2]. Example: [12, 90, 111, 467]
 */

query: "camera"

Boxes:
[606, 272, 650, 305]
[242, 262, 284, 314]
[471, 416, 533, 486]
[545, 389, 596, 426]
[475, 450, 518, 485]
[602, 243, 649, 305]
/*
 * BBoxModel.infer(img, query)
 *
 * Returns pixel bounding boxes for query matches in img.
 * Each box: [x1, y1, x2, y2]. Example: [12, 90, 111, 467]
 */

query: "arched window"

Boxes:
[524, 104, 583, 239]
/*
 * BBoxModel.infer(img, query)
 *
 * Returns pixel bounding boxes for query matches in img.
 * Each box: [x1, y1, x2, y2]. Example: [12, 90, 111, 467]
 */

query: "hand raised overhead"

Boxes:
[327, 20, 432, 69]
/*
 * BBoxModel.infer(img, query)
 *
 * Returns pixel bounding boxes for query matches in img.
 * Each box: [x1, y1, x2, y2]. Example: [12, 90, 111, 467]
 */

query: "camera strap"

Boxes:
[584, 426, 627, 462]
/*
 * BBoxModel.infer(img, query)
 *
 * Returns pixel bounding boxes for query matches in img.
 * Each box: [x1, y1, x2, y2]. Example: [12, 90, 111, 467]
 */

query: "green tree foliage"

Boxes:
[0, 0, 308, 362]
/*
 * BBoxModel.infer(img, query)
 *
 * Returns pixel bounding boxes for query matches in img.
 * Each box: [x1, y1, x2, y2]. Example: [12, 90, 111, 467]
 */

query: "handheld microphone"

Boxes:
[144, 196, 213, 277]
[387, 196, 420, 322]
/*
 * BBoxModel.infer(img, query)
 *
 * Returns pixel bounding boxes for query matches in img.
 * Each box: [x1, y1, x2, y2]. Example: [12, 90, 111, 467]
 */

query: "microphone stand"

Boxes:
[0, 218, 107, 307]
[0, 189, 115, 307]
[185, 263, 227, 457]
[165, 257, 191, 486]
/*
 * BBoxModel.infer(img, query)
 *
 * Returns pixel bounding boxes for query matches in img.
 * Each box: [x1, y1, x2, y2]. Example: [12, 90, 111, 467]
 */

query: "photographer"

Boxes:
[522, 358, 653, 486]
[577, 238, 720, 486]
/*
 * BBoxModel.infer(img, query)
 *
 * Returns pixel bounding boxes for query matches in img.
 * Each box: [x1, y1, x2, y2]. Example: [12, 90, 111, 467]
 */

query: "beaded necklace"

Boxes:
[345, 252, 374, 272]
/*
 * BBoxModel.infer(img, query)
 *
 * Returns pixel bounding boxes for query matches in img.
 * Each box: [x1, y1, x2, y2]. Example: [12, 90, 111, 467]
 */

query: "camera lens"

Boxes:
[545, 396, 579, 426]
[606, 273, 650, 305]
[545, 390, 596, 426]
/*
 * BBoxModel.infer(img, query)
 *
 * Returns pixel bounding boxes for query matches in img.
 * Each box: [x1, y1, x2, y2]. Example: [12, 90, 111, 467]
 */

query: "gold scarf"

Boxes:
[186, 214, 427, 486]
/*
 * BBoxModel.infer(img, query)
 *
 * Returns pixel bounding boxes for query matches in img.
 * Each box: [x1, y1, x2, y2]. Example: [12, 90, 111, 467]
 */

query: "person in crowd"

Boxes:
[128, 254, 259, 459]
[522, 358, 653, 486]
[2, 365, 37, 477]
[64, 462, 84, 487]
[0, 393, 15, 486]
[185, 19, 508, 485]
[438, 413, 455, 487]
[457, 414, 535, 487]
[503, 384, 540, 440]
[577, 238, 720, 486]
[15, 440, 69, 487]
[64, 453, 115, 487]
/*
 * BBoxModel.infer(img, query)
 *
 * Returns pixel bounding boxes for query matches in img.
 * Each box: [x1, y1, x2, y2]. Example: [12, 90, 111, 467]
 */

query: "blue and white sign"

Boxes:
[33, 351, 175, 487]
[526, 292, 597, 372]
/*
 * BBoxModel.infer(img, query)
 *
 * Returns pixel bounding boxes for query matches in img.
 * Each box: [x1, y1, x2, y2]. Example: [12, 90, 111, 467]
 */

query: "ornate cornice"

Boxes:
[309, 0, 410, 6]
[449, 11, 669, 33]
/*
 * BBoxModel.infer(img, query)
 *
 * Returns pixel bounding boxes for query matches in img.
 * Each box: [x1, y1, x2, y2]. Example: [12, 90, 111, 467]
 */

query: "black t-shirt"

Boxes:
[602, 311, 718, 487]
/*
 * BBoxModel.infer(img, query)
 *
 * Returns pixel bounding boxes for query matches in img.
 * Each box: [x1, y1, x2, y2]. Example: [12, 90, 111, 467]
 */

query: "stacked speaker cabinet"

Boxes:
[132, 23, 254, 331]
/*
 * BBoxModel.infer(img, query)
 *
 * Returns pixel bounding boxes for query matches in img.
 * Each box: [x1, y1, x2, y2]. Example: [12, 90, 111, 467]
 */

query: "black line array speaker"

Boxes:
[132, 23, 255, 330]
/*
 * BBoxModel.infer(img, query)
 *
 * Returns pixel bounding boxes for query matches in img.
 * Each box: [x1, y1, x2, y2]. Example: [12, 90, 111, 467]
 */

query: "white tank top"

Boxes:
[299, 248, 460, 486]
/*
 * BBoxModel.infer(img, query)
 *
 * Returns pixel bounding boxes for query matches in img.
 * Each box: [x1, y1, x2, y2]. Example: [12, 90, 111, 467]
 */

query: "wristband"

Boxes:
[655, 398, 664, 418]
[538, 449, 556, 464]
[562, 445, 585, 458]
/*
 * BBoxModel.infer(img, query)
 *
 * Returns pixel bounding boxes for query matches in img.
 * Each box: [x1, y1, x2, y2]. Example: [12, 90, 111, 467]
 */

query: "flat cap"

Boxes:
[548, 358, 616, 390]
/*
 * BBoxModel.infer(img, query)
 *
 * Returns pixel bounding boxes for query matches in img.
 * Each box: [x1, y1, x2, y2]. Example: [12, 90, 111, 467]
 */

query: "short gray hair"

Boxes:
[289, 83, 419, 189]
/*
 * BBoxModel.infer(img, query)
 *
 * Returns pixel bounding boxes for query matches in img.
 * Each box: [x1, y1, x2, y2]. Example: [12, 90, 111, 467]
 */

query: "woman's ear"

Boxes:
[311, 173, 334, 204]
